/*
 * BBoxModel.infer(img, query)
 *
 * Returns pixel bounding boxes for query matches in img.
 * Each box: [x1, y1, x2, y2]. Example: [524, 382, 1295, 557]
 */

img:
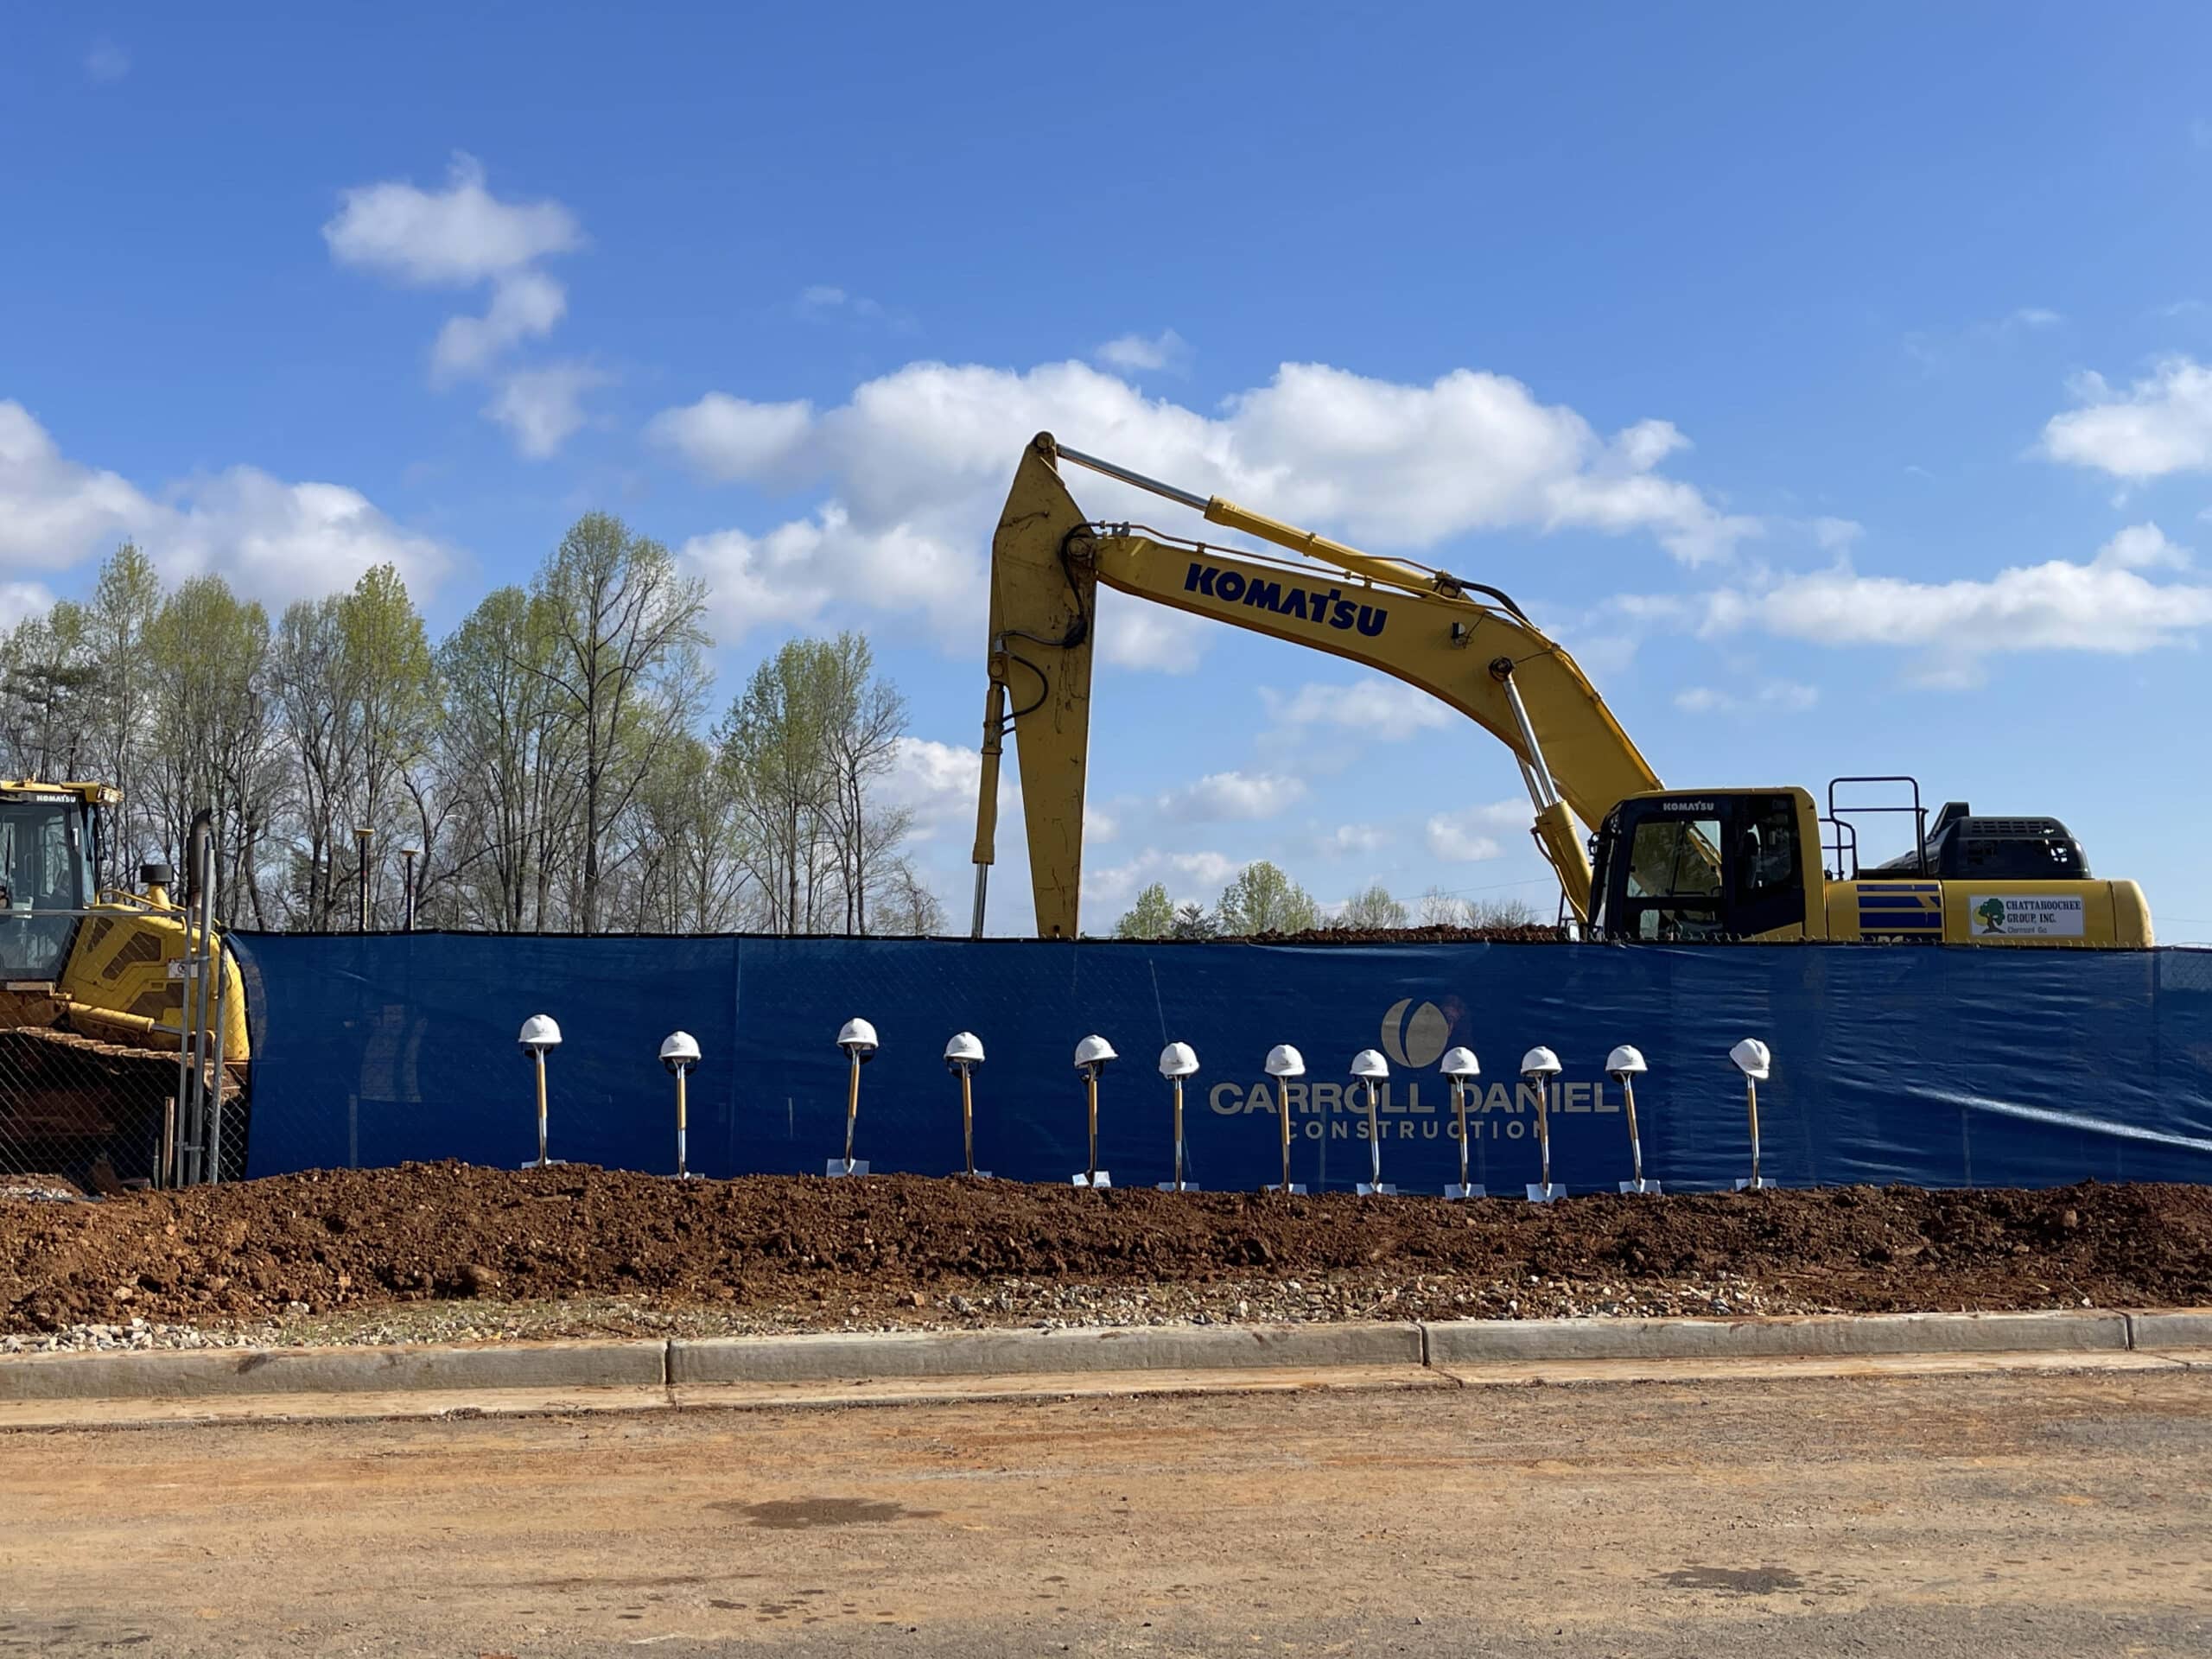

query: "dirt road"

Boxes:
[2, 1369, 2208, 1656]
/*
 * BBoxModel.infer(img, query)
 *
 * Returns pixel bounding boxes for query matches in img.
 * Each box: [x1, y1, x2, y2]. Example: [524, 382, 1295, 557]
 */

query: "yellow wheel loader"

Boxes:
[970, 435, 2152, 948]
[0, 782, 249, 1187]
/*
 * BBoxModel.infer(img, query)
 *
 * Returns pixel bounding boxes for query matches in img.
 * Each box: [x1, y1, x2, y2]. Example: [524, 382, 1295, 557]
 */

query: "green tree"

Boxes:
[340, 564, 439, 925]
[1338, 882, 1408, 930]
[83, 543, 162, 871]
[718, 639, 837, 935]
[1467, 894, 1541, 928]
[0, 602, 96, 783]
[1170, 902, 1218, 940]
[1416, 885, 1464, 926]
[876, 862, 947, 937]
[1115, 881, 1177, 939]
[1216, 861, 1319, 935]
[435, 586, 580, 930]
[144, 575, 278, 924]
[533, 513, 709, 932]
[272, 592, 351, 925]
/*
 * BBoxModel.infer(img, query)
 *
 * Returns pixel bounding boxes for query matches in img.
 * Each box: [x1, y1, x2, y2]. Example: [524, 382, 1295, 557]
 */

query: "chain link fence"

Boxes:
[0, 1027, 248, 1194]
[0, 908, 249, 1195]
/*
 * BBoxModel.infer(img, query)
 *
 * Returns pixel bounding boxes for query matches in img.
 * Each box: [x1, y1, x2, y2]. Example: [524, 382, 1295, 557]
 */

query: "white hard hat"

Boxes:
[1438, 1046, 1480, 1080]
[1519, 1046, 1562, 1078]
[944, 1031, 985, 1066]
[518, 1014, 563, 1054]
[1264, 1043, 1306, 1078]
[1157, 1041, 1198, 1078]
[1605, 1044, 1647, 1077]
[1729, 1038, 1771, 1081]
[1073, 1033, 1118, 1069]
[659, 1030, 700, 1070]
[1350, 1048, 1389, 1080]
[837, 1017, 880, 1057]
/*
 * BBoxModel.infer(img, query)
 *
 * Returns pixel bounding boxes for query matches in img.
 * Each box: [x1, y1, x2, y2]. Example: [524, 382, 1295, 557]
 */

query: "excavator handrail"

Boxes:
[1051, 439, 1535, 621]
[1084, 518, 1536, 628]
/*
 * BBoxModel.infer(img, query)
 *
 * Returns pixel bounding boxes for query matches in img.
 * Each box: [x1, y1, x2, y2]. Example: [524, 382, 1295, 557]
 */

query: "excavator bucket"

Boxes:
[972, 437, 1098, 938]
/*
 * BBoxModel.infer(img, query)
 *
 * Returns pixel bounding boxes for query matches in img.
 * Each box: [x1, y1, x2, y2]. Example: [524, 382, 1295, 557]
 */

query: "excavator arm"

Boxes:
[971, 434, 1663, 938]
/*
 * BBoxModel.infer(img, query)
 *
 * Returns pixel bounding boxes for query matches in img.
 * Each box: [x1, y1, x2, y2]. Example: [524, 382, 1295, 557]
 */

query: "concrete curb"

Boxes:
[669, 1321, 1421, 1384]
[2126, 1309, 2212, 1350]
[0, 1309, 2198, 1404]
[1421, 1309, 2129, 1365]
[0, 1338, 664, 1401]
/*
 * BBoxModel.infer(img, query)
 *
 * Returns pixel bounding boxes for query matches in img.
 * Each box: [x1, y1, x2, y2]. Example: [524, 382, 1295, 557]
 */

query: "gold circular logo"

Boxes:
[1380, 999, 1450, 1069]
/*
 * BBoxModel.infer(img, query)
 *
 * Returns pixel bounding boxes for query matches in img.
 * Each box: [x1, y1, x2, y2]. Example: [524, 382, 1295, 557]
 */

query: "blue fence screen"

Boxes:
[231, 934, 2212, 1192]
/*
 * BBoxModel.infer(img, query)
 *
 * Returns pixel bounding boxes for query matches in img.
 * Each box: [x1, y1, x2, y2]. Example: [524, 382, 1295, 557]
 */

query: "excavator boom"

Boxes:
[970, 434, 1662, 938]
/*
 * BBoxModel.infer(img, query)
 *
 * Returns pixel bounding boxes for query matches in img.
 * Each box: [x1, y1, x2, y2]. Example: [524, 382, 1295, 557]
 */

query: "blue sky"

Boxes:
[7, 5, 2212, 938]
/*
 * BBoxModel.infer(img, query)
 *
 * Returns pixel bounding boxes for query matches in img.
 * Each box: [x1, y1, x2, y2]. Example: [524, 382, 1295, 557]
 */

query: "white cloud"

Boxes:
[0, 402, 146, 569]
[678, 504, 977, 642]
[1425, 815, 1505, 863]
[2040, 358, 2212, 480]
[0, 401, 450, 607]
[1083, 848, 1239, 912]
[1160, 770, 1308, 822]
[1095, 587, 1209, 673]
[1095, 329, 1190, 374]
[325, 155, 594, 455]
[1812, 517, 1863, 552]
[1313, 822, 1389, 856]
[1084, 803, 1118, 842]
[433, 270, 568, 381]
[649, 393, 817, 481]
[797, 285, 895, 324]
[0, 582, 56, 628]
[657, 355, 1748, 657]
[1674, 680, 1819, 715]
[483, 364, 607, 461]
[1260, 677, 1453, 738]
[874, 737, 1014, 842]
[84, 40, 129, 84]
[323, 154, 581, 285]
[1700, 523, 2212, 686]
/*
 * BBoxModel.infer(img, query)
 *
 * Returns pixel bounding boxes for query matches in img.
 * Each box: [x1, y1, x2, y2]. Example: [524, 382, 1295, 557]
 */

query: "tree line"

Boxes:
[1114, 866, 1541, 939]
[0, 517, 944, 936]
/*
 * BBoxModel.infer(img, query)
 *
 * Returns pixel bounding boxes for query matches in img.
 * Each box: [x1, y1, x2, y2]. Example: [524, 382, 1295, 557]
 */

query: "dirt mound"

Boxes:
[3, 1163, 2208, 1334]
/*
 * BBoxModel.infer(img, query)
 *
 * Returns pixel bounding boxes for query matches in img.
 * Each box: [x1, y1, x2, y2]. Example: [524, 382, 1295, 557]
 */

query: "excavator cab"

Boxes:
[1588, 790, 1823, 942]
[0, 784, 100, 979]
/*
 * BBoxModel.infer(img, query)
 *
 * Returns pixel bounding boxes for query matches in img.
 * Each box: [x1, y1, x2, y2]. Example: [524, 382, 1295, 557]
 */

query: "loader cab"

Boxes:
[1590, 789, 1822, 942]
[0, 785, 98, 979]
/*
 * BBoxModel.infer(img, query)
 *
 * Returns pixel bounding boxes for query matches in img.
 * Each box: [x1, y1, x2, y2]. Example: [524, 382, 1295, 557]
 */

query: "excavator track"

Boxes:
[0, 1025, 243, 1189]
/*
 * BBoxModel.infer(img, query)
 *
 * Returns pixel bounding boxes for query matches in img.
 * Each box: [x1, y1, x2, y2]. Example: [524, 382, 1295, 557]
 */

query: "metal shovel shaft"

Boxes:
[961, 1068, 975, 1176]
[844, 1053, 860, 1173]
[1454, 1081, 1469, 1189]
[1624, 1076, 1642, 1185]
[1172, 1077, 1185, 1188]
[1085, 1071, 1099, 1185]
[1366, 1081, 1382, 1187]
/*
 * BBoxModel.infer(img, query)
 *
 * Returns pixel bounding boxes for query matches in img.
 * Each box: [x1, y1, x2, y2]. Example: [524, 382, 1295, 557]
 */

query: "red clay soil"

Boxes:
[3, 1163, 2209, 1333]
[1185, 923, 1560, 945]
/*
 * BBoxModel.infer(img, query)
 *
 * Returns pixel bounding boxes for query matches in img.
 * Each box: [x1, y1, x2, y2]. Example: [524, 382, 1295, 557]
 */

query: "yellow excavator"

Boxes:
[969, 434, 2152, 948]
[0, 782, 250, 1185]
